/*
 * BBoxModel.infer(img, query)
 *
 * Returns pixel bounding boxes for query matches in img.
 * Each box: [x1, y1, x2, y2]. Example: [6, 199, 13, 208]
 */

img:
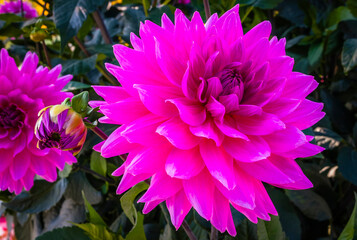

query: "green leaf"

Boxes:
[59, 163, 73, 178]
[64, 171, 102, 204]
[60, 55, 98, 76]
[347, 0, 357, 17]
[235, 219, 258, 240]
[36, 226, 91, 240]
[253, 0, 284, 9]
[320, 89, 354, 134]
[327, 6, 355, 31]
[257, 215, 287, 240]
[353, 123, 357, 147]
[71, 91, 89, 114]
[74, 223, 121, 240]
[126, 212, 146, 240]
[120, 182, 148, 225]
[53, 0, 106, 50]
[90, 151, 107, 177]
[338, 192, 357, 240]
[82, 191, 106, 226]
[285, 189, 332, 221]
[268, 188, 301, 240]
[308, 41, 324, 67]
[342, 38, 357, 73]
[337, 147, 357, 186]
[62, 81, 91, 92]
[5, 179, 68, 214]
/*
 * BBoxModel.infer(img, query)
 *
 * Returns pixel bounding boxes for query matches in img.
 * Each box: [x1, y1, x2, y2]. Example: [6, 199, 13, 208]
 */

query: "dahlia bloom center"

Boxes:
[0, 103, 26, 129]
[218, 65, 244, 98]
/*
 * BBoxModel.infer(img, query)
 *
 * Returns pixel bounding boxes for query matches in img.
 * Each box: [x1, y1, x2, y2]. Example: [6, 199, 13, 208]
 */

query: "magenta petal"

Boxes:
[134, 84, 180, 117]
[139, 170, 182, 202]
[165, 147, 205, 179]
[116, 171, 152, 194]
[157, 117, 201, 150]
[211, 188, 229, 233]
[200, 140, 236, 190]
[183, 169, 214, 220]
[238, 159, 294, 185]
[142, 199, 164, 214]
[121, 114, 166, 146]
[283, 73, 318, 99]
[190, 118, 225, 146]
[235, 112, 285, 135]
[100, 98, 149, 124]
[167, 98, 206, 126]
[282, 99, 325, 130]
[0, 149, 13, 172]
[126, 145, 171, 176]
[93, 86, 131, 103]
[264, 125, 307, 153]
[223, 136, 270, 162]
[206, 96, 225, 123]
[279, 141, 324, 159]
[10, 151, 31, 180]
[166, 189, 192, 230]
[243, 21, 271, 47]
[101, 127, 139, 158]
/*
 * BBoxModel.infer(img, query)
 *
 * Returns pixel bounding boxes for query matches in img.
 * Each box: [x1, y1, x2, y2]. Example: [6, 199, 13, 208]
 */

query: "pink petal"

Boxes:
[200, 140, 236, 190]
[234, 112, 285, 135]
[126, 144, 172, 176]
[211, 188, 229, 233]
[166, 189, 192, 230]
[157, 117, 201, 150]
[223, 136, 270, 162]
[183, 169, 214, 220]
[263, 125, 307, 153]
[121, 114, 167, 146]
[10, 151, 30, 180]
[93, 86, 131, 103]
[283, 73, 318, 99]
[243, 21, 271, 47]
[238, 159, 294, 185]
[206, 96, 225, 123]
[190, 118, 225, 146]
[167, 98, 206, 126]
[139, 170, 182, 202]
[100, 98, 149, 124]
[101, 126, 139, 158]
[215, 115, 248, 140]
[282, 99, 325, 130]
[165, 146, 205, 179]
[134, 84, 180, 117]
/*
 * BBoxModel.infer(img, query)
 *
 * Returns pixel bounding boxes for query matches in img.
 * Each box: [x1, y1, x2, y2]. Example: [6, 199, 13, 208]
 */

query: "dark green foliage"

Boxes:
[1, 0, 357, 239]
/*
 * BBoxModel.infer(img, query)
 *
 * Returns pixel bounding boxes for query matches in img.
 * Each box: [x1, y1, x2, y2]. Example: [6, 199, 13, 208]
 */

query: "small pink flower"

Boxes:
[0, 49, 76, 194]
[0, 0, 38, 19]
[91, 5, 325, 236]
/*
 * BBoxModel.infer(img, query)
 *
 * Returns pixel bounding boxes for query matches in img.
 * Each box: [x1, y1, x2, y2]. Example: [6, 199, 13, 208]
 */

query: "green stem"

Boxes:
[203, 0, 211, 20]
[92, 10, 113, 45]
[210, 225, 218, 240]
[41, 41, 52, 68]
[241, 5, 254, 23]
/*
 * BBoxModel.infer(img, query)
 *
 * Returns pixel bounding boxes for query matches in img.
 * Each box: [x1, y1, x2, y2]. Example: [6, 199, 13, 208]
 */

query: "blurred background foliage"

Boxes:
[0, 0, 357, 239]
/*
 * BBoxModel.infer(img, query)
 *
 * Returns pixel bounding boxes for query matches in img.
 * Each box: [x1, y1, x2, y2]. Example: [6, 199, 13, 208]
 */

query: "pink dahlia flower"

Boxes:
[91, 5, 325, 236]
[177, 0, 190, 4]
[0, 0, 38, 19]
[0, 49, 76, 194]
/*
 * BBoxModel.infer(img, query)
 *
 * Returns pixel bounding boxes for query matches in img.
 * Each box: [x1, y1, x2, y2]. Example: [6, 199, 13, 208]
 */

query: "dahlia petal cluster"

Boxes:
[0, 49, 76, 194]
[35, 105, 87, 155]
[0, 0, 38, 19]
[91, 5, 325, 235]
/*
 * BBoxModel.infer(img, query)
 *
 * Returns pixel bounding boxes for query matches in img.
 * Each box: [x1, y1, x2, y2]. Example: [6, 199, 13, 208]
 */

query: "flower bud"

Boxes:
[30, 30, 47, 42]
[35, 105, 87, 155]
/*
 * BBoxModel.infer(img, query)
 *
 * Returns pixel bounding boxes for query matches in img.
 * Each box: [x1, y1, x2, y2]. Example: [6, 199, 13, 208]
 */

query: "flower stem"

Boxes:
[210, 225, 218, 240]
[182, 220, 198, 240]
[241, 5, 254, 23]
[92, 10, 113, 45]
[73, 36, 118, 85]
[75, 164, 116, 185]
[203, 0, 211, 20]
[41, 41, 52, 69]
